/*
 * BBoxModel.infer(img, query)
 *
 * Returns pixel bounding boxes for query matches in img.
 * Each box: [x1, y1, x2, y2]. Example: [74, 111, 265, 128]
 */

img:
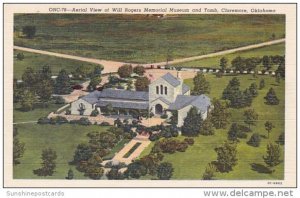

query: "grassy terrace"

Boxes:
[13, 49, 101, 79]
[172, 43, 285, 70]
[14, 14, 285, 63]
[140, 74, 284, 180]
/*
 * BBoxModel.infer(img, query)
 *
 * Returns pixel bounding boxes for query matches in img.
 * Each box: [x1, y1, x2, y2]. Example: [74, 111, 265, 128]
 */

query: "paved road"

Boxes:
[14, 38, 285, 73]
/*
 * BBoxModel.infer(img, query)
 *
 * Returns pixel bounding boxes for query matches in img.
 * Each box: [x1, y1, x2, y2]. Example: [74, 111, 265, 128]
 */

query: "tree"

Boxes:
[275, 73, 281, 84]
[54, 69, 72, 94]
[249, 83, 258, 97]
[259, 79, 265, 90]
[210, 99, 231, 129]
[199, 116, 215, 136]
[106, 167, 124, 180]
[73, 143, 93, 164]
[22, 67, 36, 88]
[222, 77, 240, 100]
[231, 56, 246, 72]
[84, 153, 104, 179]
[262, 56, 271, 70]
[181, 107, 203, 137]
[219, 57, 228, 72]
[227, 123, 240, 142]
[215, 142, 238, 172]
[133, 65, 146, 76]
[243, 108, 258, 130]
[157, 162, 174, 180]
[20, 89, 37, 111]
[88, 76, 102, 91]
[118, 64, 133, 78]
[263, 143, 281, 168]
[135, 76, 150, 91]
[36, 79, 54, 107]
[13, 127, 25, 165]
[66, 168, 74, 180]
[22, 26, 36, 39]
[92, 65, 103, 77]
[264, 88, 279, 105]
[276, 61, 285, 78]
[33, 148, 57, 176]
[192, 72, 210, 95]
[277, 133, 285, 145]
[125, 161, 147, 179]
[247, 133, 261, 147]
[202, 163, 217, 180]
[264, 121, 274, 139]
[16, 52, 24, 61]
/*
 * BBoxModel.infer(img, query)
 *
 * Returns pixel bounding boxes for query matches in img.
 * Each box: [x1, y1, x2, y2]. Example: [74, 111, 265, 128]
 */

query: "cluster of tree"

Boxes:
[14, 66, 57, 111]
[33, 148, 57, 176]
[231, 56, 261, 72]
[262, 55, 285, 71]
[22, 26, 36, 39]
[135, 76, 150, 91]
[72, 65, 103, 80]
[87, 65, 103, 91]
[192, 72, 210, 95]
[13, 127, 25, 165]
[151, 138, 194, 154]
[227, 123, 250, 142]
[72, 126, 135, 179]
[222, 77, 258, 108]
[149, 124, 179, 141]
[117, 64, 146, 78]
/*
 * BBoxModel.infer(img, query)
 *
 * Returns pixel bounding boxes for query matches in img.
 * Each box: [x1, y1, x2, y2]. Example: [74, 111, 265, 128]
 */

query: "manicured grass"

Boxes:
[13, 50, 101, 79]
[14, 14, 285, 63]
[103, 139, 130, 160]
[172, 43, 285, 71]
[142, 74, 284, 180]
[13, 103, 63, 123]
[123, 142, 142, 158]
[13, 123, 110, 179]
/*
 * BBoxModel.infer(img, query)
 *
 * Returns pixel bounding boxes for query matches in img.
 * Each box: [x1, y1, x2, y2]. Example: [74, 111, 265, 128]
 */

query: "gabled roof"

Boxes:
[182, 83, 190, 94]
[81, 91, 102, 104]
[161, 73, 181, 87]
[99, 89, 149, 101]
[151, 97, 171, 105]
[168, 94, 211, 112]
[96, 100, 149, 110]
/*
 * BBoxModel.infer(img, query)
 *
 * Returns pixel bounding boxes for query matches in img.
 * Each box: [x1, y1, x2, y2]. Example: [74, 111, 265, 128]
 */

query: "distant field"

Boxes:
[14, 14, 285, 63]
[13, 50, 101, 79]
[172, 43, 285, 70]
[140, 74, 284, 180]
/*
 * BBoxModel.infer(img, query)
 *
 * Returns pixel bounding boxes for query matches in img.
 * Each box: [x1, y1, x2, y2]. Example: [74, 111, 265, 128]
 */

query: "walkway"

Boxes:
[111, 135, 151, 164]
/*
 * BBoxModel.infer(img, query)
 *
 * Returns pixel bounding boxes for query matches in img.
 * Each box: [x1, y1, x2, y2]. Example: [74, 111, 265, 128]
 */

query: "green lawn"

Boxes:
[14, 14, 285, 63]
[13, 103, 63, 123]
[172, 43, 285, 70]
[13, 50, 101, 79]
[13, 123, 110, 179]
[142, 74, 284, 180]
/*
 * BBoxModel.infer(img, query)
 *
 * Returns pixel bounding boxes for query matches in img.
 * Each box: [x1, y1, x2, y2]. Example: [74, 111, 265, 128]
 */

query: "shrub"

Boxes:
[56, 116, 69, 124]
[176, 142, 188, 152]
[149, 134, 160, 141]
[65, 109, 71, 115]
[100, 122, 111, 126]
[73, 117, 91, 125]
[184, 138, 195, 145]
[247, 133, 261, 147]
[160, 114, 168, 119]
[37, 117, 50, 124]
[202, 163, 217, 180]
[90, 109, 99, 117]
[53, 96, 65, 104]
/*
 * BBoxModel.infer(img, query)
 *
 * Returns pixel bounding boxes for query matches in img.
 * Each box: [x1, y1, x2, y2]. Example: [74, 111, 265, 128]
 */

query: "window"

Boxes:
[156, 86, 159, 94]
[160, 85, 163, 94]
[165, 86, 168, 95]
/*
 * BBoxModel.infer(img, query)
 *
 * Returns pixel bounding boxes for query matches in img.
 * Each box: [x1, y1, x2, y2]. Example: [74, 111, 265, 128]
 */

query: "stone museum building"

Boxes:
[70, 73, 211, 126]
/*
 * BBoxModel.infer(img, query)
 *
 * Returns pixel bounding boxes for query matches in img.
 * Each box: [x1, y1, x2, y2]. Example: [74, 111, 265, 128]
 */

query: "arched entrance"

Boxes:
[155, 104, 163, 115]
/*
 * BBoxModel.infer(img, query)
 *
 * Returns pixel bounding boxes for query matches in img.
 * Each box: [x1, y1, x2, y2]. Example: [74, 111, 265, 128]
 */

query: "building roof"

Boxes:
[161, 73, 181, 87]
[99, 89, 148, 101]
[81, 89, 149, 104]
[152, 97, 171, 105]
[182, 83, 190, 94]
[168, 94, 211, 112]
[96, 100, 149, 110]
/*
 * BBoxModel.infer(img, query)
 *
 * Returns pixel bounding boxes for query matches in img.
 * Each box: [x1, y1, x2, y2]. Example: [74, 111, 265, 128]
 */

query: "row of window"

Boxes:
[156, 85, 168, 95]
